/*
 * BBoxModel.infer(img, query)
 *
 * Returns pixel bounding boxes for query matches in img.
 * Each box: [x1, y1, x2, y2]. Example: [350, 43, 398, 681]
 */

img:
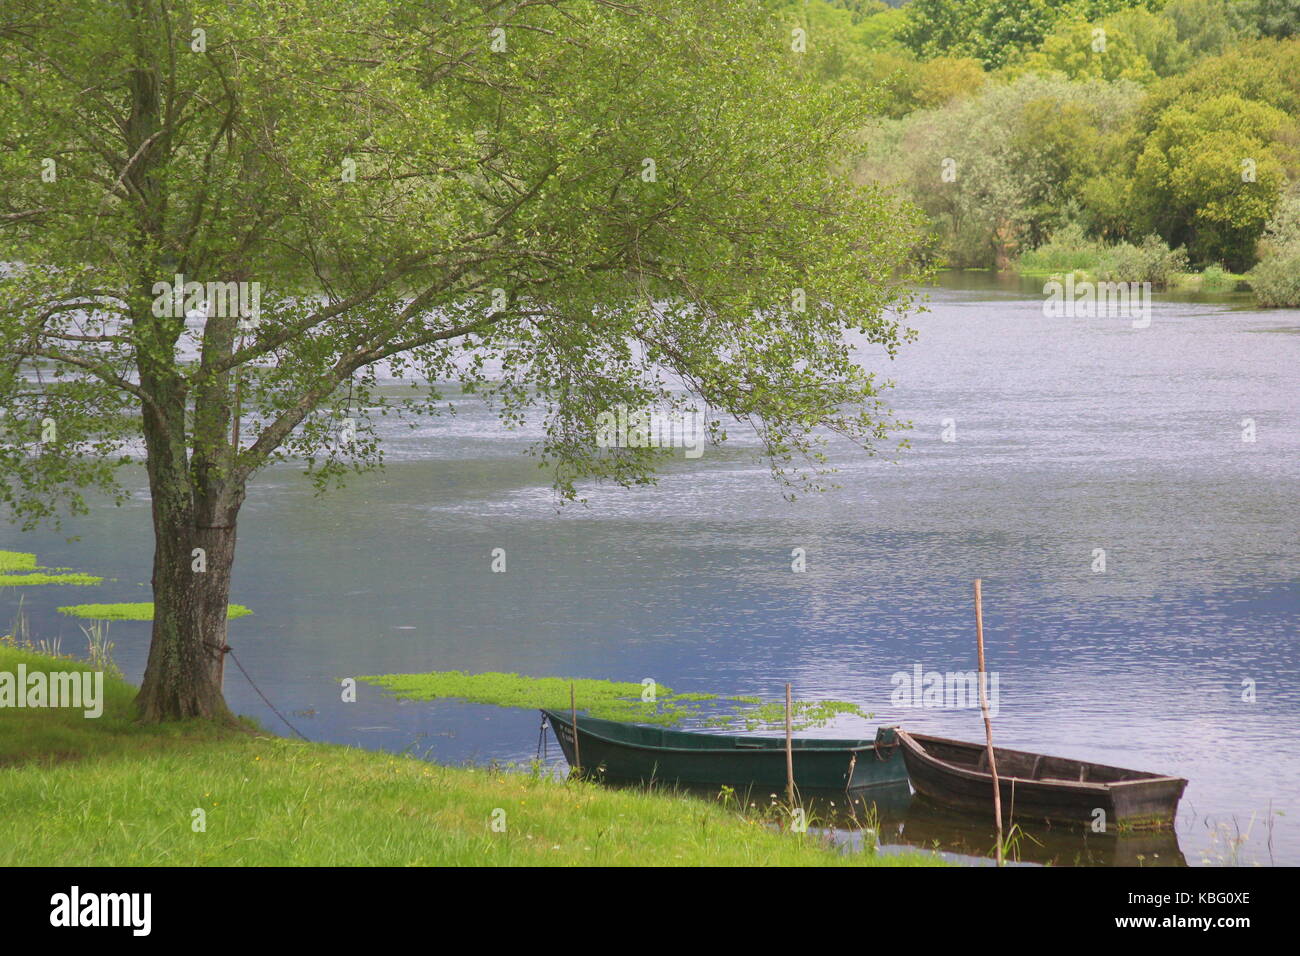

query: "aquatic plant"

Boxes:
[57, 602, 253, 621]
[358, 669, 873, 731]
[0, 550, 103, 587]
[715, 698, 872, 732]
[0, 572, 104, 587]
[80, 619, 122, 680]
[2, 596, 32, 646]
[849, 797, 882, 856]
[994, 822, 1042, 865]
[0, 551, 38, 572]
[359, 671, 707, 726]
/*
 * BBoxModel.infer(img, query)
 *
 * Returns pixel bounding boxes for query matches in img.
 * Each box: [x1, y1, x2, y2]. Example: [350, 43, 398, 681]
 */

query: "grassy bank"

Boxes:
[1012, 264, 1251, 292]
[1011, 269, 1254, 299]
[1008, 228, 1259, 294]
[0, 645, 940, 866]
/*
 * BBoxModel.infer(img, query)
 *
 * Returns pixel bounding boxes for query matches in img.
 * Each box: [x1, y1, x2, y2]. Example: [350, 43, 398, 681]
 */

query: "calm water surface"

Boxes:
[4, 272, 1297, 866]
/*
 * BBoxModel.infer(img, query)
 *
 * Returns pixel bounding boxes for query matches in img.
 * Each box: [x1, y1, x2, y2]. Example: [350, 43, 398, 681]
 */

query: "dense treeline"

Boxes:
[782, 0, 1300, 302]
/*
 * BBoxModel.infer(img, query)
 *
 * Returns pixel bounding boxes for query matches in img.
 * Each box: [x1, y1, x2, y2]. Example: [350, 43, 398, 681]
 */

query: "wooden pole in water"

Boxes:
[570, 682, 581, 777]
[975, 579, 1004, 866]
[785, 682, 795, 805]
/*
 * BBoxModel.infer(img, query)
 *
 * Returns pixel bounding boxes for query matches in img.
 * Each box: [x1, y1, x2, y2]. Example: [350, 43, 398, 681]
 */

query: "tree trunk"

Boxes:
[992, 217, 1019, 272]
[133, 392, 244, 723]
[136, 512, 240, 723]
[119, 29, 244, 723]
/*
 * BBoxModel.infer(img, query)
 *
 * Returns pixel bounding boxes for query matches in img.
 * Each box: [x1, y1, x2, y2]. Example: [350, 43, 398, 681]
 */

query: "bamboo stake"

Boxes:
[975, 579, 1004, 866]
[785, 682, 795, 805]
[570, 682, 581, 777]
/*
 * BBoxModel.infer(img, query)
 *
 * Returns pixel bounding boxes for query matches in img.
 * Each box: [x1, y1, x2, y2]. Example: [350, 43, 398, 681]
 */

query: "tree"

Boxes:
[856, 73, 1142, 267]
[856, 52, 987, 118]
[1242, 0, 1300, 39]
[1010, 98, 1112, 245]
[1137, 37, 1300, 123]
[1103, 8, 1193, 77]
[1132, 94, 1290, 267]
[971, 0, 1064, 68]
[0, 1, 924, 720]
[1162, 0, 1257, 57]
[897, 0, 1161, 68]
[1013, 14, 1164, 83]
[897, 0, 978, 63]
[913, 57, 988, 110]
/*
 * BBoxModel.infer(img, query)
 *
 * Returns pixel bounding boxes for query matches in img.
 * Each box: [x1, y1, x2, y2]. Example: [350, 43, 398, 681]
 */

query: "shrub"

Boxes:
[1018, 228, 1189, 287]
[1199, 264, 1237, 290]
[1258, 191, 1300, 255]
[1248, 243, 1300, 306]
[1015, 223, 1108, 274]
[1095, 235, 1189, 287]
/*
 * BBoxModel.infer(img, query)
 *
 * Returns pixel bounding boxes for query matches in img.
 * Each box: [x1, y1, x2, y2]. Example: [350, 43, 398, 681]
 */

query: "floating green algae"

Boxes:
[708, 698, 870, 731]
[0, 551, 38, 573]
[0, 572, 104, 587]
[358, 670, 872, 731]
[57, 602, 253, 621]
[0, 550, 103, 587]
[359, 672, 705, 725]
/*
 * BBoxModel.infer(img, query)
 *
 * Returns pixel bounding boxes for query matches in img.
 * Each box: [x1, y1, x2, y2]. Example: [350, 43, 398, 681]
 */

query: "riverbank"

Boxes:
[1008, 266, 1252, 293]
[1004, 229, 1261, 296]
[0, 644, 940, 866]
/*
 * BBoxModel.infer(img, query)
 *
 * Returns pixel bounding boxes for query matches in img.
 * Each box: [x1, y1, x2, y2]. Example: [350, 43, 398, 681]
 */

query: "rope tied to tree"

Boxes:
[206, 639, 309, 742]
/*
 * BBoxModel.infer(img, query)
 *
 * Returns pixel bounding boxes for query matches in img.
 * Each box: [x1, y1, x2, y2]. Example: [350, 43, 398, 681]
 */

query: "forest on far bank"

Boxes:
[786, 0, 1300, 303]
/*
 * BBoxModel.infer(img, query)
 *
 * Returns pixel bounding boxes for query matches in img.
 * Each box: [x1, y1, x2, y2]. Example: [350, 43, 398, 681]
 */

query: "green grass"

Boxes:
[56, 602, 253, 621]
[360, 669, 875, 730]
[0, 643, 233, 765]
[0, 645, 941, 866]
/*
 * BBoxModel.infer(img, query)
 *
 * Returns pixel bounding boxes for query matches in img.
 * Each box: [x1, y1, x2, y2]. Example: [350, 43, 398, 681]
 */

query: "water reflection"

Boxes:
[584, 775, 1187, 867]
[877, 792, 1186, 867]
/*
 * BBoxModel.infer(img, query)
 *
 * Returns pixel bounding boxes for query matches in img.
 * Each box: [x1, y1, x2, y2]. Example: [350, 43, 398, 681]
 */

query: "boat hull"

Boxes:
[542, 710, 907, 793]
[897, 730, 1187, 829]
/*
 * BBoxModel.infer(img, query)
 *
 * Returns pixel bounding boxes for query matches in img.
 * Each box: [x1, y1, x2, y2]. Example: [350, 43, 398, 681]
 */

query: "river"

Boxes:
[3, 272, 1297, 866]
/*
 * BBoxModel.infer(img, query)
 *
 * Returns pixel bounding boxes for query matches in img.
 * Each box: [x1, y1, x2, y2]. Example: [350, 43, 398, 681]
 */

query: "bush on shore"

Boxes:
[1248, 244, 1300, 306]
[1095, 235, 1190, 288]
[1016, 225, 1189, 288]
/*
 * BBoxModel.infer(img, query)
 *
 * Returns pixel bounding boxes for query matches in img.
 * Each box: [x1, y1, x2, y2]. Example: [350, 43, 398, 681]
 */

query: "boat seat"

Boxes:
[1040, 771, 1091, 784]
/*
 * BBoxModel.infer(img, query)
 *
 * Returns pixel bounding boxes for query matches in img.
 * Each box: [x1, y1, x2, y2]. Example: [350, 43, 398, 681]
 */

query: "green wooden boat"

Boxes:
[541, 709, 906, 792]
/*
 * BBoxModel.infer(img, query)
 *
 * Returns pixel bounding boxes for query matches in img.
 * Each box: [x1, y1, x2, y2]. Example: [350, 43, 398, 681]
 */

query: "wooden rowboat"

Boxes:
[896, 729, 1187, 829]
[542, 709, 907, 792]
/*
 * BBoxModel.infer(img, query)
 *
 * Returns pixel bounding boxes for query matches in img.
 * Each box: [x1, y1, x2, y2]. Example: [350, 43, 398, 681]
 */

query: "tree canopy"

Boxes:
[0, 0, 925, 719]
[848, 0, 1300, 273]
